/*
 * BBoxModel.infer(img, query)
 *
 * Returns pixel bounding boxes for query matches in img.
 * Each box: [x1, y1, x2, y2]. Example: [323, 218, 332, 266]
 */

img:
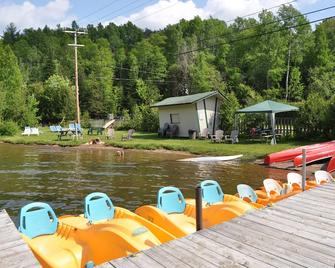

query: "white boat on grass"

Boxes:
[178, 154, 243, 162]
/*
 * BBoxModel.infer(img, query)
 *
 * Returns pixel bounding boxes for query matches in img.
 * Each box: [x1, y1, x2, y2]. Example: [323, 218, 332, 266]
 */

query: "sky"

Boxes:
[0, 0, 333, 33]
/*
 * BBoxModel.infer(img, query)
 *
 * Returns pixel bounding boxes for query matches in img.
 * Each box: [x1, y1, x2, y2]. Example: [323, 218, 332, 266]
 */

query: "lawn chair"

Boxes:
[199, 128, 208, 139]
[225, 130, 239, 144]
[49, 126, 56, 132]
[158, 123, 169, 137]
[69, 123, 76, 132]
[210, 130, 224, 143]
[106, 128, 115, 140]
[166, 124, 178, 138]
[122, 129, 135, 141]
[30, 127, 40, 136]
[22, 127, 31, 136]
[55, 126, 62, 132]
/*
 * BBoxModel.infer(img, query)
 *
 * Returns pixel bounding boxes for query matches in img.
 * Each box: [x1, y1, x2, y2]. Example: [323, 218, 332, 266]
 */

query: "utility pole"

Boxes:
[64, 29, 86, 128]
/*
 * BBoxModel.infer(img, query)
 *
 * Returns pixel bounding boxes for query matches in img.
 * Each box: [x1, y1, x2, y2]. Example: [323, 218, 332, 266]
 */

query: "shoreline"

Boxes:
[0, 140, 195, 157]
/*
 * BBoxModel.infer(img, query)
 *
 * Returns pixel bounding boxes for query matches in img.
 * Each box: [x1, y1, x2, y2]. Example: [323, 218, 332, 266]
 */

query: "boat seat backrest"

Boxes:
[200, 180, 224, 204]
[237, 184, 258, 203]
[19, 202, 58, 239]
[315, 170, 333, 185]
[287, 172, 303, 188]
[84, 192, 115, 223]
[157, 187, 186, 214]
[263, 179, 283, 197]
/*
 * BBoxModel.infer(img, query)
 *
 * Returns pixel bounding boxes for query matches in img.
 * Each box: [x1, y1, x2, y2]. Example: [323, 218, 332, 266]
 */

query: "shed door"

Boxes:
[196, 101, 207, 133]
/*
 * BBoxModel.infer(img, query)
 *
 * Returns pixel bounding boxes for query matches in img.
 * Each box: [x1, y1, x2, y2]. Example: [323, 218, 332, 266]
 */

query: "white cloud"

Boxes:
[110, 0, 320, 30]
[111, 0, 207, 30]
[0, 0, 75, 33]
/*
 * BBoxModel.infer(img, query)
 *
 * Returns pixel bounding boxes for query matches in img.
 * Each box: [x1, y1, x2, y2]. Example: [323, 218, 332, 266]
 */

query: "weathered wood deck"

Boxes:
[100, 183, 335, 268]
[0, 209, 40, 267]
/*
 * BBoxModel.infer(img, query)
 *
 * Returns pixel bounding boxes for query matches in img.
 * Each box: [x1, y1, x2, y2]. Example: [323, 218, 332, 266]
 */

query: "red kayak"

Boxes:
[327, 156, 335, 173]
[264, 141, 335, 165]
[294, 145, 335, 166]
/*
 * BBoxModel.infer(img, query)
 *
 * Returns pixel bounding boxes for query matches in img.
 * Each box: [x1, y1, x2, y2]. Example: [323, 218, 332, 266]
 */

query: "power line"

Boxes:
[113, 77, 175, 83]
[226, 0, 297, 23]
[176, 15, 334, 56]
[114, 65, 167, 76]
[131, 1, 179, 23]
[77, 1, 122, 23]
[88, 0, 155, 25]
[198, 4, 335, 45]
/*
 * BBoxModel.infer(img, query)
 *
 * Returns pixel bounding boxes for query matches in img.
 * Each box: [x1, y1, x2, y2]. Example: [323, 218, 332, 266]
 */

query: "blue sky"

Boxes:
[0, 0, 333, 32]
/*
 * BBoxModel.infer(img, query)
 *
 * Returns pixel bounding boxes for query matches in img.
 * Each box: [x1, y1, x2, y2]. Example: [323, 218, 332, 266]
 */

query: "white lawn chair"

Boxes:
[315, 170, 334, 185]
[263, 178, 283, 197]
[30, 127, 40, 136]
[22, 127, 31, 136]
[225, 130, 239, 144]
[287, 172, 303, 190]
[211, 130, 224, 143]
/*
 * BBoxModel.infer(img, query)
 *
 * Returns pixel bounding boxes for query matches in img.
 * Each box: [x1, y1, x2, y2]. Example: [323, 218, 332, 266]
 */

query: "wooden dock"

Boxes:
[100, 183, 335, 268]
[0, 209, 40, 267]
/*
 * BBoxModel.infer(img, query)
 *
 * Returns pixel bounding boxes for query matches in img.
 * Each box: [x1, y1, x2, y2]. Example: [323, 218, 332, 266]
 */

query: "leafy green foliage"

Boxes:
[219, 92, 239, 132]
[0, 120, 20, 136]
[40, 75, 75, 123]
[1, 8, 335, 137]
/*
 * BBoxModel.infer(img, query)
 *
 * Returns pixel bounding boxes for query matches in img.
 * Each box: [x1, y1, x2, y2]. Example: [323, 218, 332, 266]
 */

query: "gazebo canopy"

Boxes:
[236, 100, 299, 114]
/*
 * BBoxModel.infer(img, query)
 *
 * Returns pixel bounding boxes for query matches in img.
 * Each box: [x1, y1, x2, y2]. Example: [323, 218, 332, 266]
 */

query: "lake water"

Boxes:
[0, 143, 289, 224]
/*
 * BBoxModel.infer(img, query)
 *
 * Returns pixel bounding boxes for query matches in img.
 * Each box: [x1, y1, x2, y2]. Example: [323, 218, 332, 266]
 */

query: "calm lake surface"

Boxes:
[0, 143, 289, 224]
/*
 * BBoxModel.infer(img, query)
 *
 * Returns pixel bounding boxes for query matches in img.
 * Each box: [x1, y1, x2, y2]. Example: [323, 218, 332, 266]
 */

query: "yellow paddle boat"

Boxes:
[256, 178, 301, 202]
[135, 181, 254, 238]
[236, 184, 270, 208]
[19, 192, 175, 268]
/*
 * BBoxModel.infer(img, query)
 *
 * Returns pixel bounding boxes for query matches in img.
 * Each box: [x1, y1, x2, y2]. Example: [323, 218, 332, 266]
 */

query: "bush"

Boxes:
[117, 105, 159, 132]
[81, 111, 90, 128]
[0, 120, 20, 136]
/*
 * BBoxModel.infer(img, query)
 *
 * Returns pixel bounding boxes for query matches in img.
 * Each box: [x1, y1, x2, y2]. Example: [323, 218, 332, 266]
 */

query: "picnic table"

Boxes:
[87, 127, 103, 135]
[57, 128, 73, 140]
[260, 129, 283, 143]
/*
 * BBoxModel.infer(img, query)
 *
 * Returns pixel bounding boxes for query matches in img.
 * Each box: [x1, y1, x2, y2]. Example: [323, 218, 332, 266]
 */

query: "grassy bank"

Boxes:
[0, 127, 307, 160]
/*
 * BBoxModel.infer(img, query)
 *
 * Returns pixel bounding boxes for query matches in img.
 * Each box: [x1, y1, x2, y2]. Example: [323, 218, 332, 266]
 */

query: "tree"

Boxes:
[3, 23, 19, 45]
[0, 43, 26, 123]
[40, 75, 75, 123]
[189, 52, 223, 93]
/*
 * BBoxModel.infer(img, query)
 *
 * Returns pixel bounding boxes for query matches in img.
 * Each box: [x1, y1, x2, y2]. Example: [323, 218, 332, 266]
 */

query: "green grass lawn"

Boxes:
[0, 127, 309, 160]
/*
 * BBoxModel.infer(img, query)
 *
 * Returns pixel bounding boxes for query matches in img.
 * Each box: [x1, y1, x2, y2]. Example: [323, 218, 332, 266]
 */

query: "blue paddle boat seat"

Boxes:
[19, 202, 58, 239]
[84, 192, 115, 223]
[157, 186, 186, 214]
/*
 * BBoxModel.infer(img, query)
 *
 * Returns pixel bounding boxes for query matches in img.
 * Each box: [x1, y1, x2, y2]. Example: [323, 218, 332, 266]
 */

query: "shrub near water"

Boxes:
[0, 121, 20, 136]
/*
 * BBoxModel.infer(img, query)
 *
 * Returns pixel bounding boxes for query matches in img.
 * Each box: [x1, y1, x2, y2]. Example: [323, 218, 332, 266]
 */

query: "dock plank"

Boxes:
[105, 183, 335, 268]
[0, 210, 40, 268]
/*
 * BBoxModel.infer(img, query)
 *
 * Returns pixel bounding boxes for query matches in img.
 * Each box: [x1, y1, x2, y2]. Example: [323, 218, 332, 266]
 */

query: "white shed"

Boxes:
[151, 91, 225, 137]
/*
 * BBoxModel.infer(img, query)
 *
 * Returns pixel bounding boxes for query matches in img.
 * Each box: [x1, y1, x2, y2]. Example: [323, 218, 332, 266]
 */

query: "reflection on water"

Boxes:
[0, 143, 289, 223]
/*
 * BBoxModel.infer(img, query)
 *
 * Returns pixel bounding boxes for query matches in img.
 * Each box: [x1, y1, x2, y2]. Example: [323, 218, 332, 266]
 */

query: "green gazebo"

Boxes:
[235, 100, 299, 144]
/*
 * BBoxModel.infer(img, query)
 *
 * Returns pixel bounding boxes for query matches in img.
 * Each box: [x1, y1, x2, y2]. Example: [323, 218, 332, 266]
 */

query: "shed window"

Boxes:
[170, 113, 180, 124]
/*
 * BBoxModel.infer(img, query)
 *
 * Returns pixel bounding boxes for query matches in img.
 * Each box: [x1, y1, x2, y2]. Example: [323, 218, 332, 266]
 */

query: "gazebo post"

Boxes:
[234, 113, 239, 131]
[271, 112, 276, 145]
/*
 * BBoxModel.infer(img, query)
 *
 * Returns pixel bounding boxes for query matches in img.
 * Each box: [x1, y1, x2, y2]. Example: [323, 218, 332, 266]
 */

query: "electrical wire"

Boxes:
[176, 15, 334, 56]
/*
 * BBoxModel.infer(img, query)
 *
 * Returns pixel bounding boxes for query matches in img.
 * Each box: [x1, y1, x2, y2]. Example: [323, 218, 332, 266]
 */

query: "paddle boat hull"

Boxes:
[20, 204, 175, 268]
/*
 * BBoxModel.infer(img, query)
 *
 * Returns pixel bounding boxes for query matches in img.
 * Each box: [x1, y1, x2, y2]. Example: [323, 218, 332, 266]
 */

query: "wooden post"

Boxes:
[195, 186, 203, 231]
[302, 148, 307, 191]
[64, 29, 86, 138]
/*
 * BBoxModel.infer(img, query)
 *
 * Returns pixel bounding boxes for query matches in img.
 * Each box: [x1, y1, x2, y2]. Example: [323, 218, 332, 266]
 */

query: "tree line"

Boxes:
[0, 5, 334, 137]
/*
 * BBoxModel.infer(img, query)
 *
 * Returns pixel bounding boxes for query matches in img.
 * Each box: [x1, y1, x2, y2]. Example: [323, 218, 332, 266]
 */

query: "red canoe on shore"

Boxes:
[294, 146, 335, 166]
[327, 156, 335, 173]
[264, 141, 335, 165]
